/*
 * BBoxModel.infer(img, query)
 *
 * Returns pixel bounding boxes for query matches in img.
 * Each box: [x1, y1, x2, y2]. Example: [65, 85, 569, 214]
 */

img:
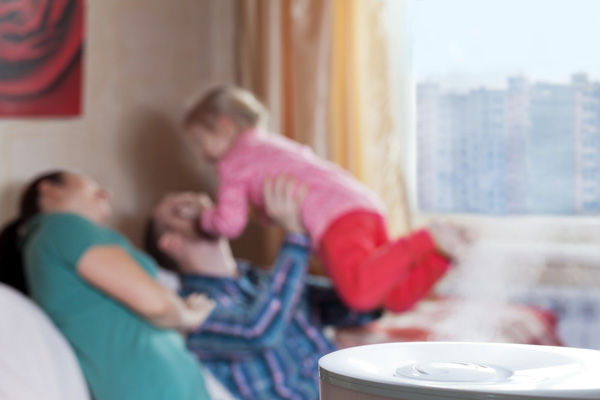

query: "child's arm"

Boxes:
[185, 234, 310, 359]
[200, 180, 250, 238]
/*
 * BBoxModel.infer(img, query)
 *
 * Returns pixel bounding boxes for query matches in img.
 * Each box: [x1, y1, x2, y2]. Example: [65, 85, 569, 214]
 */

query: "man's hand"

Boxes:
[263, 174, 308, 234]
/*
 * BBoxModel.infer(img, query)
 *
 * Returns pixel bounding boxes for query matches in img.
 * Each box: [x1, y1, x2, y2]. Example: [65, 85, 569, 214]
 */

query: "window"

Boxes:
[413, 0, 600, 215]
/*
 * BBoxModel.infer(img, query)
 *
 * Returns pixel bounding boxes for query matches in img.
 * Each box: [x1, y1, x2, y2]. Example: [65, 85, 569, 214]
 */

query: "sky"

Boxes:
[412, 0, 600, 90]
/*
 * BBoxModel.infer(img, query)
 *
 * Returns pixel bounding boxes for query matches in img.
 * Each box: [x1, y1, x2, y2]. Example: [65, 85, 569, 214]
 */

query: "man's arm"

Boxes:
[186, 234, 310, 359]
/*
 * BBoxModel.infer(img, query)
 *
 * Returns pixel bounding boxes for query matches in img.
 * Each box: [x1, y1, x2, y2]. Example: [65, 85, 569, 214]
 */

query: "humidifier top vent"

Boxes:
[319, 342, 600, 400]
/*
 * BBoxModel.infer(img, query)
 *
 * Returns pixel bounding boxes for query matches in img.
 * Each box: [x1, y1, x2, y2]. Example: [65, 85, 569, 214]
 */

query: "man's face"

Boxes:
[152, 193, 201, 239]
[152, 193, 227, 275]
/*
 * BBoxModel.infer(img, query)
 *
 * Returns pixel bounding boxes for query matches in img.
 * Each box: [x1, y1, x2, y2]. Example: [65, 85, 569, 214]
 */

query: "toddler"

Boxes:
[176, 85, 468, 312]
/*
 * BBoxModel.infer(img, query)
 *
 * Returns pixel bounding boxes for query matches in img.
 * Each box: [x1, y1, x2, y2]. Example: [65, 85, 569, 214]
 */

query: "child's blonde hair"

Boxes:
[184, 85, 268, 131]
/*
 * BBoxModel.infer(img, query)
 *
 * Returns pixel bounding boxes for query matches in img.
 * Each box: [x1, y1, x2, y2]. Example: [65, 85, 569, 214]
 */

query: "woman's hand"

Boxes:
[263, 174, 307, 234]
[181, 293, 216, 332]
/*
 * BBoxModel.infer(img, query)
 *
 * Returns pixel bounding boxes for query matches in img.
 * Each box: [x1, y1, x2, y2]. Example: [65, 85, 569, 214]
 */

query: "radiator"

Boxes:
[441, 240, 600, 350]
[516, 286, 600, 350]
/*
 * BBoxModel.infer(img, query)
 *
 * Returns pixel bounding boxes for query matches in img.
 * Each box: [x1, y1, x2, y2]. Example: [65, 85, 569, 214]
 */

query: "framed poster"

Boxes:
[0, 0, 84, 117]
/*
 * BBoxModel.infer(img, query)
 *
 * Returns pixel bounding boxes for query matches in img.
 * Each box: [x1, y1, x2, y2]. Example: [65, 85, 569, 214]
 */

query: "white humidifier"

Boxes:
[319, 342, 600, 399]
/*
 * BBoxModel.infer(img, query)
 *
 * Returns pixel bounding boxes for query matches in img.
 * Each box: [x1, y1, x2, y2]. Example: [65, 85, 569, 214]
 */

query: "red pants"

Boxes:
[318, 211, 451, 312]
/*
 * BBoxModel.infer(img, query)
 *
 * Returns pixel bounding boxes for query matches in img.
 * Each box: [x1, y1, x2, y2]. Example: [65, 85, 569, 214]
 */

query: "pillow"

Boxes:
[0, 284, 91, 400]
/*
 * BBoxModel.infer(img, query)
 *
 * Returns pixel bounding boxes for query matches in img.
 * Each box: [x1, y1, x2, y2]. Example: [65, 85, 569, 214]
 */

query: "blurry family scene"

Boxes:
[1, 1, 599, 400]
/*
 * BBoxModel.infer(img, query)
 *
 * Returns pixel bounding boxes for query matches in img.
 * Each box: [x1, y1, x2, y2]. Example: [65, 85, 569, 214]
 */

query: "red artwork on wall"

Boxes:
[0, 0, 84, 117]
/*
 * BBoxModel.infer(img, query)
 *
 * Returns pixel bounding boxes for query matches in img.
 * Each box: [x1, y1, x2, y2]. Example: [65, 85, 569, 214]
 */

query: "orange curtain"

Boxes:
[329, 0, 412, 235]
[328, 0, 364, 180]
[234, 0, 334, 264]
[236, 0, 332, 158]
[236, 0, 411, 236]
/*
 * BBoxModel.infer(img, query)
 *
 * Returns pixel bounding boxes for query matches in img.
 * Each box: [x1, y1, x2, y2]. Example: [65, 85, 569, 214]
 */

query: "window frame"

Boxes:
[401, 0, 600, 251]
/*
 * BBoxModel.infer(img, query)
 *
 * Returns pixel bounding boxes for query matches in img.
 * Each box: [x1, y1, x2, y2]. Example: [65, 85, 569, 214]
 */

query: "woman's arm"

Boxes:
[77, 246, 214, 331]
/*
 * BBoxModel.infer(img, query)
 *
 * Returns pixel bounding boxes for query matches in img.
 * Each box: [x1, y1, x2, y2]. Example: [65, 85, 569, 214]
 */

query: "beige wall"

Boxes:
[0, 0, 236, 244]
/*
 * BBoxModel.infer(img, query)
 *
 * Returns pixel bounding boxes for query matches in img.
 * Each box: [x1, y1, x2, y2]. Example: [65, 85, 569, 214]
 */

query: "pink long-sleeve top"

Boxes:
[201, 128, 386, 247]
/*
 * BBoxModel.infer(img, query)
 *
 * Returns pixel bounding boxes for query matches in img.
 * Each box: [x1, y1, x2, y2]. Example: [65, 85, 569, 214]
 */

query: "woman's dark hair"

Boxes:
[0, 171, 67, 295]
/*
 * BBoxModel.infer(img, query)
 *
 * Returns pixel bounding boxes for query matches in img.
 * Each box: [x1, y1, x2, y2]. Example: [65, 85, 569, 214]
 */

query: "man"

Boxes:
[145, 176, 337, 400]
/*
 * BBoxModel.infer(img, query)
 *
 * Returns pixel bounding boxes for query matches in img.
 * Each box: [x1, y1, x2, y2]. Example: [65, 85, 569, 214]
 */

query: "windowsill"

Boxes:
[412, 212, 600, 287]
[413, 212, 600, 245]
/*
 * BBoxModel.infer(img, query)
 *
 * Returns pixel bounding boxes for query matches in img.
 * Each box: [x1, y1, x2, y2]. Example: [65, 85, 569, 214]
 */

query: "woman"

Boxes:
[0, 171, 214, 400]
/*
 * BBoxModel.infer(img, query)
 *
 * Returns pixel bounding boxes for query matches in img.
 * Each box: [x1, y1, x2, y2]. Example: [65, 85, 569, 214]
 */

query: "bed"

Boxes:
[333, 297, 563, 349]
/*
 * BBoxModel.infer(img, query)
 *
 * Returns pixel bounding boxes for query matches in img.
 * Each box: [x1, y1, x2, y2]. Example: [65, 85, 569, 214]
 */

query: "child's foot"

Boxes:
[428, 220, 475, 260]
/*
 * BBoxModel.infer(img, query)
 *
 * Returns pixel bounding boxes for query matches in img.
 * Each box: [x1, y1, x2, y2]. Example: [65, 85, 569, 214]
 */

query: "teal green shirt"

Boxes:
[23, 213, 209, 400]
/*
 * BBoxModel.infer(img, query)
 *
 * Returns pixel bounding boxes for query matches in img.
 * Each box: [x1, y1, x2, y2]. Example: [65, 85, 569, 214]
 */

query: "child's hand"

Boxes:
[175, 193, 213, 220]
[154, 192, 202, 239]
[263, 174, 308, 234]
[428, 220, 474, 260]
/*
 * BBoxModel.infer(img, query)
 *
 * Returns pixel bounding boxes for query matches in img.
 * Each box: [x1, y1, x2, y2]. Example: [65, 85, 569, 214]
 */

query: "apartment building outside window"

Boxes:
[413, 0, 600, 215]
